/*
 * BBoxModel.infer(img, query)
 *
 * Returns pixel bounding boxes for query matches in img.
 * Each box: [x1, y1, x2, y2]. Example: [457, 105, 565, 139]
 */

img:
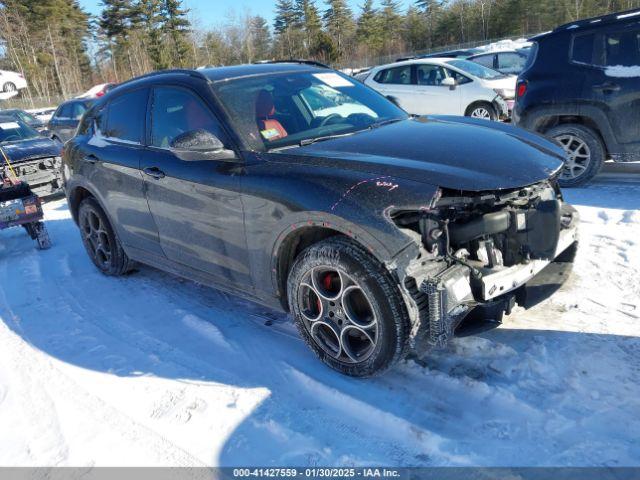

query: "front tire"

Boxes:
[465, 101, 497, 121]
[3, 82, 16, 93]
[78, 197, 132, 275]
[546, 123, 604, 187]
[287, 237, 410, 377]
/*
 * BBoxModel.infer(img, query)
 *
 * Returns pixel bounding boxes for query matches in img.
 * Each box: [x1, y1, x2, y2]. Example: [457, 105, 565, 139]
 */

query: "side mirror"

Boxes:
[442, 77, 457, 89]
[170, 129, 238, 162]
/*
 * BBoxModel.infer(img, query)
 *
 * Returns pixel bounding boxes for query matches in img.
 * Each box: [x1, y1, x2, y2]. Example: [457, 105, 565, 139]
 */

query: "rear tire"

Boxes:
[546, 123, 604, 187]
[287, 236, 410, 377]
[78, 197, 133, 275]
[3, 82, 16, 93]
[465, 101, 497, 121]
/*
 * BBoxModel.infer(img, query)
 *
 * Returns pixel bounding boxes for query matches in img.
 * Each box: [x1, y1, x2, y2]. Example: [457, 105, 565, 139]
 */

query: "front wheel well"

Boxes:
[275, 226, 345, 310]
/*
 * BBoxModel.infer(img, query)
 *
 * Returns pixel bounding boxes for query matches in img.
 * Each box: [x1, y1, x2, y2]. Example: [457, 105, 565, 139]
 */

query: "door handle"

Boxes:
[83, 154, 98, 164]
[593, 82, 620, 92]
[143, 167, 166, 179]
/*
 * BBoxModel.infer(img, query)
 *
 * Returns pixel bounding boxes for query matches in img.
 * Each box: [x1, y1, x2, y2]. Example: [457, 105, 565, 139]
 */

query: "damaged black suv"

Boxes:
[63, 63, 579, 376]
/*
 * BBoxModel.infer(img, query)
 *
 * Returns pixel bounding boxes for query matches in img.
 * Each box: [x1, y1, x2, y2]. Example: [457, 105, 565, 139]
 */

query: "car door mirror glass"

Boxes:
[169, 129, 238, 162]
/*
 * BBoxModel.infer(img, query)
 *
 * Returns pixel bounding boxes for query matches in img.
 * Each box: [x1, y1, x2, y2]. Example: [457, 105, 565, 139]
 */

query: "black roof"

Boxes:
[201, 62, 326, 82]
[531, 8, 640, 40]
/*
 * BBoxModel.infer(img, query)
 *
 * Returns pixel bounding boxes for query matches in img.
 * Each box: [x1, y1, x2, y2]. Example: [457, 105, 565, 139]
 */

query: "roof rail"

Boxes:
[554, 7, 640, 32]
[116, 68, 206, 88]
[253, 59, 330, 69]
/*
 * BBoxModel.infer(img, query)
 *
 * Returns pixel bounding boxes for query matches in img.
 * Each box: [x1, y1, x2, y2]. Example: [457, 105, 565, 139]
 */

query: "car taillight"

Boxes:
[96, 90, 105, 97]
[517, 81, 527, 98]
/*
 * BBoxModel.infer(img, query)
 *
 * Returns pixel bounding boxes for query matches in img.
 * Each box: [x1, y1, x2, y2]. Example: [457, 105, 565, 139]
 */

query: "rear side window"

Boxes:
[374, 66, 412, 84]
[497, 52, 526, 73]
[104, 89, 148, 143]
[150, 86, 225, 148]
[572, 33, 597, 64]
[604, 28, 640, 66]
[472, 54, 495, 68]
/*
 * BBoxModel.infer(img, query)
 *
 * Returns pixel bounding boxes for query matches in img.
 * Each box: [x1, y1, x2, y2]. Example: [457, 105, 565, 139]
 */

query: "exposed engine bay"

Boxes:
[0, 156, 63, 198]
[393, 181, 579, 350]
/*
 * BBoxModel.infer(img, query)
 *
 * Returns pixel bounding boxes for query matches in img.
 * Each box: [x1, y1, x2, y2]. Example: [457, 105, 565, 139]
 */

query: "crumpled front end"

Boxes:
[392, 181, 579, 351]
[1, 156, 63, 198]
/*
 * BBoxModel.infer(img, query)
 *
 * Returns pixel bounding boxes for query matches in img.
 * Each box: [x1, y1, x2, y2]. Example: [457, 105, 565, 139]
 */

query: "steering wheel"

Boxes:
[347, 113, 376, 127]
[317, 113, 343, 127]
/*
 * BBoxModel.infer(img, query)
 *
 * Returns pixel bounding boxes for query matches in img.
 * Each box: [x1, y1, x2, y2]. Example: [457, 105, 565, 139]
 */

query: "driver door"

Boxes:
[140, 85, 251, 290]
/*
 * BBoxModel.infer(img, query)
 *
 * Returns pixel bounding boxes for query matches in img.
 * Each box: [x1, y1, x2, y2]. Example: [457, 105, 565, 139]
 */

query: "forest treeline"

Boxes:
[1, 0, 640, 103]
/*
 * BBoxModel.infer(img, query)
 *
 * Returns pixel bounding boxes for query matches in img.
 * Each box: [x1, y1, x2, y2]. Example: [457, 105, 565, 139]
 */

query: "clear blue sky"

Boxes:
[79, 0, 417, 29]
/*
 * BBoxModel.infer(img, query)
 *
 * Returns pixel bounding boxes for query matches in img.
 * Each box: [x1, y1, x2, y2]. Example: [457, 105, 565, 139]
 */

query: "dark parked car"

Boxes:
[514, 8, 640, 186]
[48, 98, 94, 143]
[397, 49, 477, 62]
[0, 116, 63, 196]
[468, 49, 530, 75]
[0, 108, 47, 132]
[63, 64, 579, 376]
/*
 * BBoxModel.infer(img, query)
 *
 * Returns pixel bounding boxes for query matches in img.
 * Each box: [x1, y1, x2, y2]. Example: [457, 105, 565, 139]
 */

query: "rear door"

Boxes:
[368, 65, 415, 112]
[140, 84, 250, 289]
[414, 63, 461, 114]
[78, 87, 163, 255]
[572, 25, 640, 151]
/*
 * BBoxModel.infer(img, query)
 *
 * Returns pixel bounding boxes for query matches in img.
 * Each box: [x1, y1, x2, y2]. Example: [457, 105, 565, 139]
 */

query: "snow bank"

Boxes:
[0, 176, 639, 467]
[473, 38, 532, 53]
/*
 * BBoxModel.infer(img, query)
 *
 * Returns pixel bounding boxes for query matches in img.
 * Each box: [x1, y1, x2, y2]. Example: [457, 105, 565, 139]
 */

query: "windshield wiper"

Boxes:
[299, 131, 358, 146]
[367, 117, 404, 129]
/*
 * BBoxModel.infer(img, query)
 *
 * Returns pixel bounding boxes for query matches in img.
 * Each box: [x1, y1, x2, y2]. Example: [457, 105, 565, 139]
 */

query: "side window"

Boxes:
[374, 66, 412, 85]
[572, 32, 598, 64]
[104, 89, 148, 143]
[56, 104, 72, 119]
[472, 54, 495, 68]
[71, 102, 88, 120]
[497, 53, 526, 73]
[604, 28, 640, 66]
[416, 64, 447, 86]
[445, 68, 472, 85]
[150, 86, 225, 149]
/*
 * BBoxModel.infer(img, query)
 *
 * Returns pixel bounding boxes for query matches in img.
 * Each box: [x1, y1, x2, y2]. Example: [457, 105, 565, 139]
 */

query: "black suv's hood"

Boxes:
[288, 116, 565, 191]
[1, 137, 61, 164]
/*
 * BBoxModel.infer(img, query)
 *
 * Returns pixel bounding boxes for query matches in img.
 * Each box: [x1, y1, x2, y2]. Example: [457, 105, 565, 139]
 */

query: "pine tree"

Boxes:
[274, 0, 298, 34]
[323, 0, 355, 61]
[356, 0, 383, 56]
[380, 0, 403, 53]
[248, 15, 272, 61]
[161, 0, 192, 67]
[296, 0, 322, 55]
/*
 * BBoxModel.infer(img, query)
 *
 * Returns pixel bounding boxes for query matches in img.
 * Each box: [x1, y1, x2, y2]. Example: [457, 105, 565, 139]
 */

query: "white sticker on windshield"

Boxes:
[0, 122, 20, 130]
[313, 73, 354, 88]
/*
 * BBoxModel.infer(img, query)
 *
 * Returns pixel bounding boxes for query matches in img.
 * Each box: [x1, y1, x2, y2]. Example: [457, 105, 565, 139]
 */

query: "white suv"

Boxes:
[363, 58, 516, 120]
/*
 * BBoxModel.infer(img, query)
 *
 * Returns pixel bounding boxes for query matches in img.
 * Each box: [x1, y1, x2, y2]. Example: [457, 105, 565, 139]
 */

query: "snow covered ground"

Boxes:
[0, 174, 639, 467]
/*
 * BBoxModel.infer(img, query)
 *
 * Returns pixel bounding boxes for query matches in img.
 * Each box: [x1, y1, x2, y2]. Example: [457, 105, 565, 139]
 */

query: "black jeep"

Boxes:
[514, 8, 640, 186]
[63, 63, 579, 376]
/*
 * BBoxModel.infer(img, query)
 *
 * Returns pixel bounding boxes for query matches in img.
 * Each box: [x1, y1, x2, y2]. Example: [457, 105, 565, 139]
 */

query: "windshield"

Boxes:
[212, 71, 407, 150]
[16, 110, 39, 124]
[0, 119, 39, 144]
[447, 59, 507, 80]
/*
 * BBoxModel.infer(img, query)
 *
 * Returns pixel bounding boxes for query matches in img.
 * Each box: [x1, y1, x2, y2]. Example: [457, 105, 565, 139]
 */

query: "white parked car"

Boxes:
[0, 70, 27, 93]
[363, 58, 516, 120]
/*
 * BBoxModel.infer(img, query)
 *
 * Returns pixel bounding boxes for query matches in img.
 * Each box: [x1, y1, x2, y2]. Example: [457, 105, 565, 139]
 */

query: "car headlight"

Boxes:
[493, 88, 514, 100]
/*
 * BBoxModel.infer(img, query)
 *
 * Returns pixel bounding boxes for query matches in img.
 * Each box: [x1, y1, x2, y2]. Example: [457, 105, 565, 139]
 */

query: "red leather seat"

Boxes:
[255, 90, 287, 140]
